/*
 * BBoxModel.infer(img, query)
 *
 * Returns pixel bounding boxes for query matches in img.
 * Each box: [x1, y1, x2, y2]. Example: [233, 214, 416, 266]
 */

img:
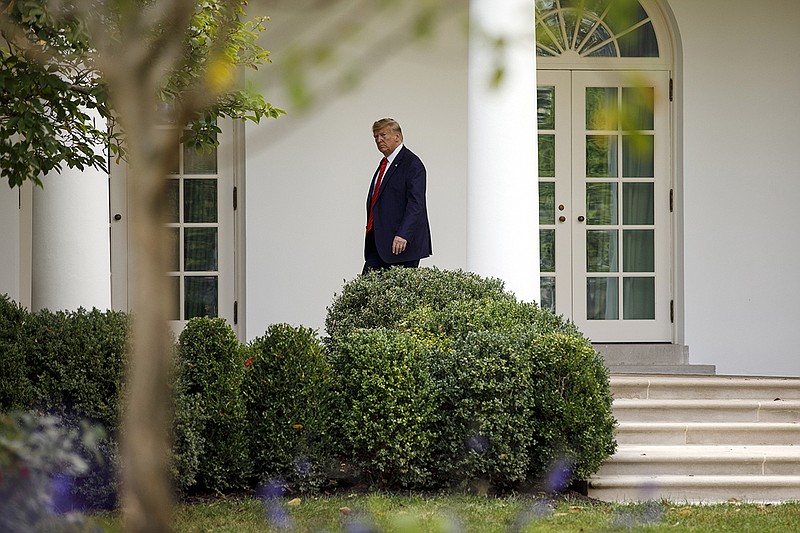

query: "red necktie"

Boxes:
[366, 157, 388, 233]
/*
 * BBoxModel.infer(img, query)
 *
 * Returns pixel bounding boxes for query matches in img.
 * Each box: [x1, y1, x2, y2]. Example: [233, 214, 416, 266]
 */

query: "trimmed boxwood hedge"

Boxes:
[0, 295, 127, 510]
[174, 317, 249, 493]
[330, 328, 438, 489]
[325, 268, 617, 493]
[243, 323, 337, 493]
[2, 265, 617, 499]
[0, 295, 33, 411]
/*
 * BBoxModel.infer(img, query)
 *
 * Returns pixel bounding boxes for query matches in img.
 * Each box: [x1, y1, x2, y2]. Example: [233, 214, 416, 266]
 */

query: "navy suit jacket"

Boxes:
[366, 145, 432, 264]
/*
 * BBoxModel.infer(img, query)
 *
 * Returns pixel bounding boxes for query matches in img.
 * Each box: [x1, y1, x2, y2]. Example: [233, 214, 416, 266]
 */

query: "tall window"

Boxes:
[534, 0, 674, 342]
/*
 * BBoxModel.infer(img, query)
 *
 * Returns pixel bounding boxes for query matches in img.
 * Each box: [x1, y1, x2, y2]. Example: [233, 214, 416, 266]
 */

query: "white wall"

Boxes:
[245, 4, 469, 336]
[670, 0, 800, 376]
[243, 0, 800, 377]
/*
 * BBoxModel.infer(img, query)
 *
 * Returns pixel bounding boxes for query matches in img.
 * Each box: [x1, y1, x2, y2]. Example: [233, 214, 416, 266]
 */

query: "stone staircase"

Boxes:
[594, 344, 716, 374]
[588, 374, 800, 503]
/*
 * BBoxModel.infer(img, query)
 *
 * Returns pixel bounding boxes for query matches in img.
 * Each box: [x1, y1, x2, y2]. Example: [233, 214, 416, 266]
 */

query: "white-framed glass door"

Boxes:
[109, 119, 236, 332]
[538, 69, 671, 342]
[538, 70, 572, 317]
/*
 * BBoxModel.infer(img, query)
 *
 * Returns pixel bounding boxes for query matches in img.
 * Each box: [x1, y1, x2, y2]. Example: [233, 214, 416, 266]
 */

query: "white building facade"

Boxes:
[1, 0, 798, 376]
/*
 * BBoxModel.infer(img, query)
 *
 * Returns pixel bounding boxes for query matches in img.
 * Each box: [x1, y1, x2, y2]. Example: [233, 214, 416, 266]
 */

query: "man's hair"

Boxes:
[372, 118, 403, 138]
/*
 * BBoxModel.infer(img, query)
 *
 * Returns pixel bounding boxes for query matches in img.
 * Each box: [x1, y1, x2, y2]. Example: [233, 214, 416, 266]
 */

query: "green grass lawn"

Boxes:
[90, 494, 800, 532]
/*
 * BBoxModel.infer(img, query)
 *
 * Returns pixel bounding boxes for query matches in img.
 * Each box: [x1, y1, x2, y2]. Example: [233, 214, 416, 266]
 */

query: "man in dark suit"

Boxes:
[363, 118, 432, 274]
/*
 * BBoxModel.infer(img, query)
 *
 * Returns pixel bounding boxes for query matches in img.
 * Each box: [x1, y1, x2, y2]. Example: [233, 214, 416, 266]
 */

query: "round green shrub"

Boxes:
[331, 328, 438, 489]
[243, 323, 336, 493]
[175, 317, 248, 493]
[527, 332, 617, 481]
[430, 329, 537, 490]
[401, 296, 585, 346]
[325, 268, 511, 342]
[325, 267, 616, 493]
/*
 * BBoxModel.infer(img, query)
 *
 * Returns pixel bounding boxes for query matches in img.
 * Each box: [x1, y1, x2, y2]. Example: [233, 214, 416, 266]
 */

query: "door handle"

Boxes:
[559, 216, 566, 222]
[577, 215, 585, 222]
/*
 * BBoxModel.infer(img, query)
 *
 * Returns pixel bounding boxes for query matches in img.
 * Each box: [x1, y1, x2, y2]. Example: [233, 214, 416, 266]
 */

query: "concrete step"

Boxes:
[611, 375, 800, 400]
[587, 374, 800, 503]
[616, 422, 800, 446]
[588, 475, 800, 504]
[595, 344, 717, 374]
[595, 344, 690, 366]
[596, 445, 800, 476]
[612, 399, 800, 423]
[605, 364, 717, 375]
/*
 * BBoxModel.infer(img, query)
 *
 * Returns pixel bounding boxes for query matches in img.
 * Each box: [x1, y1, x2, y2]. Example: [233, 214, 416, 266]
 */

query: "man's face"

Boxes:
[373, 126, 401, 157]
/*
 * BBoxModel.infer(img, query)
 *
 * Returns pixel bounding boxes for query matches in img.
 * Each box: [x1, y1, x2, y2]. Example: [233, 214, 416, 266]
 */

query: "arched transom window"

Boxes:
[536, 0, 659, 58]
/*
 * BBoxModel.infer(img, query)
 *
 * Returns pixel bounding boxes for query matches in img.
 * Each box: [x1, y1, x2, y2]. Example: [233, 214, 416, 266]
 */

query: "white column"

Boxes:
[31, 152, 111, 312]
[467, 0, 539, 302]
[0, 185, 21, 301]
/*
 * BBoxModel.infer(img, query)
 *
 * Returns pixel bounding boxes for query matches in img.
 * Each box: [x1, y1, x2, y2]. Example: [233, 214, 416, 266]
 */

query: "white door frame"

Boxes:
[110, 118, 239, 338]
[538, 69, 672, 342]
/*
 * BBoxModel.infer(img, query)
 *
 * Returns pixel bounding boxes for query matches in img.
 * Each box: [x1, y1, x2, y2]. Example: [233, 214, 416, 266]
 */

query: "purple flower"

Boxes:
[467, 434, 489, 454]
[544, 456, 574, 493]
[257, 479, 294, 530]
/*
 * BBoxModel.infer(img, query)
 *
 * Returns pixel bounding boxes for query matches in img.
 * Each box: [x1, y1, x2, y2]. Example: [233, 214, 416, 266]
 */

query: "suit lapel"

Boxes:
[374, 147, 405, 203]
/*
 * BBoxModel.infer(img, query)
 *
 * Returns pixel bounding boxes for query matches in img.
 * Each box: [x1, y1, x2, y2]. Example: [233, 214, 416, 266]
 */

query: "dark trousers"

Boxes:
[362, 231, 420, 274]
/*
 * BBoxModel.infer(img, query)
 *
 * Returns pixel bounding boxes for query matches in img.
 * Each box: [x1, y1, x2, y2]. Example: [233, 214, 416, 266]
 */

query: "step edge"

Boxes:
[616, 422, 800, 429]
[588, 475, 800, 488]
[610, 374, 800, 381]
[613, 399, 800, 407]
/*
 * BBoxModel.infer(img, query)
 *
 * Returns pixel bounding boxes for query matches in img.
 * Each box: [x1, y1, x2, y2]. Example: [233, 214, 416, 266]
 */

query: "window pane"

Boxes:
[584, 26, 616, 57]
[166, 179, 179, 223]
[184, 227, 218, 272]
[540, 229, 555, 272]
[536, 1, 557, 13]
[587, 277, 619, 320]
[618, 22, 659, 57]
[587, 135, 618, 177]
[537, 87, 555, 129]
[586, 182, 618, 225]
[623, 183, 654, 225]
[586, 88, 618, 130]
[536, 43, 558, 57]
[167, 275, 180, 320]
[587, 230, 619, 273]
[623, 230, 654, 272]
[540, 276, 556, 314]
[539, 182, 555, 224]
[538, 13, 565, 51]
[185, 276, 218, 319]
[538, 135, 555, 177]
[624, 277, 655, 319]
[184, 142, 217, 174]
[587, 42, 617, 57]
[167, 227, 180, 272]
[574, 0, 605, 37]
[622, 87, 654, 130]
[184, 179, 218, 223]
[605, 1, 648, 32]
[622, 134, 654, 177]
